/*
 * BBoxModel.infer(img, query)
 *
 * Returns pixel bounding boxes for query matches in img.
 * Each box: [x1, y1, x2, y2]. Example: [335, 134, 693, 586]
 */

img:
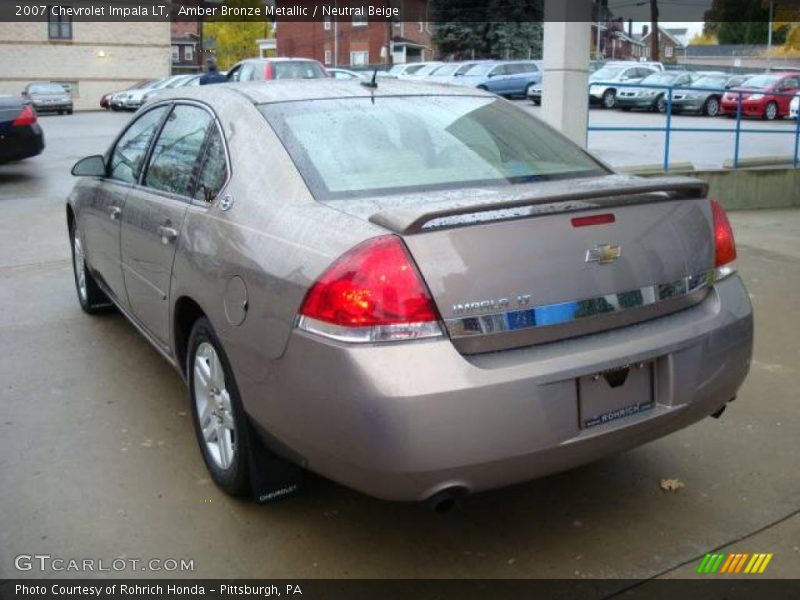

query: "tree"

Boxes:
[203, 0, 272, 70]
[689, 31, 718, 45]
[430, 0, 543, 59]
[704, 0, 787, 45]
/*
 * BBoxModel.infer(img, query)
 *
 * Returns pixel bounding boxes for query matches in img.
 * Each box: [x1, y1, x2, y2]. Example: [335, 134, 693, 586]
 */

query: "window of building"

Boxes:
[48, 11, 72, 40]
[324, 17, 331, 31]
[171, 45, 180, 62]
[352, 14, 367, 27]
[145, 105, 213, 198]
[664, 45, 674, 58]
[350, 51, 369, 66]
[324, 50, 332, 65]
[185, 45, 193, 62]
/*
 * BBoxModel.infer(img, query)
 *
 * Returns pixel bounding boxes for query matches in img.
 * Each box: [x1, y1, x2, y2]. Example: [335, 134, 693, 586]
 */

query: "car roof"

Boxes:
[155, 79, 493, 106]
[240, 57, 321, 63]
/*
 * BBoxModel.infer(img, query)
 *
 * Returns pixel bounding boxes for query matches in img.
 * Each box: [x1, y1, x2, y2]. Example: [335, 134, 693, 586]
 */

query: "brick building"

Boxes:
[171, 21, 203, 74]
[276, 0, 435, 67]
[0, 19, 169, 110]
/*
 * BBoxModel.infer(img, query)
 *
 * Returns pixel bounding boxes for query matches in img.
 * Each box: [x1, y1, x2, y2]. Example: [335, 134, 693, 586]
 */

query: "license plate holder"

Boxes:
[579, 362, 654, 429]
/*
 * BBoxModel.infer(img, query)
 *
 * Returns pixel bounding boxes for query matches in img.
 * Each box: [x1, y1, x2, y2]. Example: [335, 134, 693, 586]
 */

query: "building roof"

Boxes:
[640, 27, 687, 48]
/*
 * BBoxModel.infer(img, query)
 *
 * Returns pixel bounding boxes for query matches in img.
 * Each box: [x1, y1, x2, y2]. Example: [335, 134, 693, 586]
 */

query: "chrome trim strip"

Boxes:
[445, 271, 715, 339]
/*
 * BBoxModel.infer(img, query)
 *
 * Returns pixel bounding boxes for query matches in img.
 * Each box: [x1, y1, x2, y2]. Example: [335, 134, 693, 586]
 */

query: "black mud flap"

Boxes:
[246, 423, 304, 504]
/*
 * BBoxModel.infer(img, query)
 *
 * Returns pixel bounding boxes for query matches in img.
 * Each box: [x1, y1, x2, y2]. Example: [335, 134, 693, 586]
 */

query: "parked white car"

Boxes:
[589, 61, 661, 109]
[790, 91, 799, 119]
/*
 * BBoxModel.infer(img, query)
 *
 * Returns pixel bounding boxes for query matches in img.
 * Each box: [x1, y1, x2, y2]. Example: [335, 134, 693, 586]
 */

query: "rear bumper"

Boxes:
[720, 100, 767, 117]
[248, 275, 753, 501]
[0, 123, 44, 162]
[616, 96, 658, 109]
[32, 102, 72, 113]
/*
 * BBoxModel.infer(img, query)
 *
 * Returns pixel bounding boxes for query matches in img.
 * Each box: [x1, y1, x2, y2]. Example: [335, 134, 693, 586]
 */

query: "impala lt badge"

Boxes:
[586, 243, 622, 265]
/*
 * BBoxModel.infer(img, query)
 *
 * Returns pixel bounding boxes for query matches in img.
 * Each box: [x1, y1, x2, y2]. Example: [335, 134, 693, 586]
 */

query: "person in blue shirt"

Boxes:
[199, 58, 227, 86]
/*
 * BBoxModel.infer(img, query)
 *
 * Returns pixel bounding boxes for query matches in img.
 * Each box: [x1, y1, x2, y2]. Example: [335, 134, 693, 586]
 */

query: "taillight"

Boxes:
[264, 62, 274, 80]
[13, 104, 37, 126]
[710, 199, 736, 278]
[297, 235, 443, 343]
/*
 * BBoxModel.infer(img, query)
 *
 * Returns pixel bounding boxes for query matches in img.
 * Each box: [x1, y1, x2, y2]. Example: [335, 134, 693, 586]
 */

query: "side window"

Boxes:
[491, 65, 508, 77]
[784, 78, 799, 90]
[240, 63, 257, 81]
[194, 126, 229, 204]
[520, 62, 538, 73]
[227, 65, 242, 82]
[144, 105, 213, 198]
[109, 106, 169, 184]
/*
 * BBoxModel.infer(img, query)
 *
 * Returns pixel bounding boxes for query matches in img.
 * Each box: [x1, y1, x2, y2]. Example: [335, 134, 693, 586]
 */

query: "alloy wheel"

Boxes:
[765, 102, 778, 121]
[72, 234, 88, 303]
[193, 342, 236, 470]
[603, 90, 616, 109]
[706, 98, 720, 117]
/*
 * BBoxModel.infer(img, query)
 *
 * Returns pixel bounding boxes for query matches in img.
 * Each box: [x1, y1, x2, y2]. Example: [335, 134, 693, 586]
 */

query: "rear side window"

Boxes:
[144, 105, 212, 197]
[273, 61, 326, 79]
[109, 106, 169, 183]
[194, 126, 229, 204]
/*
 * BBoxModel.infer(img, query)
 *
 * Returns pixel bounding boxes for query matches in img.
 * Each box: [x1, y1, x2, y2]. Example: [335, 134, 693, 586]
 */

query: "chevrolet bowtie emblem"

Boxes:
[585, 244, 622, 265]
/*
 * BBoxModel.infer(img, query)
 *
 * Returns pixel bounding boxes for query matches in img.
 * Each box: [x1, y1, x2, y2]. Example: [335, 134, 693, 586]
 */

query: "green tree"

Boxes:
[704, 0, 787, 45]
[203, 0, 272, 70]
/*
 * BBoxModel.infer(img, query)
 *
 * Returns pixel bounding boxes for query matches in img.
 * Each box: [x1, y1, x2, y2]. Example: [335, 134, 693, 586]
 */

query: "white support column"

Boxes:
[542, 3, 592, 147]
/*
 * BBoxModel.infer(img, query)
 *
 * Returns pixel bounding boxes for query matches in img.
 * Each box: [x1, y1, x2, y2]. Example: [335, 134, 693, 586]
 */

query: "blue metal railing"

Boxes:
[587, 81, 800, 171]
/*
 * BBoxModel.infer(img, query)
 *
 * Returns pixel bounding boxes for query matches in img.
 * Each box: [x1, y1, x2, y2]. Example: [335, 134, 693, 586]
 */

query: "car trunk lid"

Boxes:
[338, 175, 715, 354]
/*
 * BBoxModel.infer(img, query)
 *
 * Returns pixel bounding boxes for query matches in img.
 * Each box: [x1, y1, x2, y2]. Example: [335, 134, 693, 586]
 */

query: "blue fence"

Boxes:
[587, 81, 800, 171]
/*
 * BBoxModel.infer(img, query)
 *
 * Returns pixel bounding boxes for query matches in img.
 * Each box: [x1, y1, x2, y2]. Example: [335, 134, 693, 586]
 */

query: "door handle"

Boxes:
[158, 225, 178, 245]
[109, 206, 121, 221]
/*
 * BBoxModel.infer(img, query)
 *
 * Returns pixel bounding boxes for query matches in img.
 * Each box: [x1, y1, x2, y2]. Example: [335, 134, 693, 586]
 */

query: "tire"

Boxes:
[764, 101, 778, 121]
[188, 318, 252, 497]
[477, 85, 488, 91]
[704, 96, 720, 117]
[58, 110, 64, 115]
[655, 95, 667, 113]
[67, 109, 73, 115]
[70, 224, 112, 314]
[602, 89, 616, 109]
[533, 98, 541, 106]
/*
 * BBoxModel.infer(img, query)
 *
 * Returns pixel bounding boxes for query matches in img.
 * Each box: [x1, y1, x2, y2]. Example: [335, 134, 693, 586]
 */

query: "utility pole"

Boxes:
[649, 0, 659, 61]
[767, 0, 774, 68]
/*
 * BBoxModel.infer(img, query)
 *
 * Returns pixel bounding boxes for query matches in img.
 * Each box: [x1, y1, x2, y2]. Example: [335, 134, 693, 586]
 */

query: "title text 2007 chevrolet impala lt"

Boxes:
[66, 80, 752, 504]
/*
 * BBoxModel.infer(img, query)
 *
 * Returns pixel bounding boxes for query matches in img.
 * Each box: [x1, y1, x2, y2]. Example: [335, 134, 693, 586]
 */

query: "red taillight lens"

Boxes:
[710, 199, 736, 268]
[264, 62, 274, 80]
[298, 235, 442, 342]
[13, 105, 37, 126]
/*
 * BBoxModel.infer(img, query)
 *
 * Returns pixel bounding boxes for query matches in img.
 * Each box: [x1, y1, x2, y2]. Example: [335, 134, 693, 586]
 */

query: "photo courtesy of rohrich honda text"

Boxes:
[1, 0, 798, 597]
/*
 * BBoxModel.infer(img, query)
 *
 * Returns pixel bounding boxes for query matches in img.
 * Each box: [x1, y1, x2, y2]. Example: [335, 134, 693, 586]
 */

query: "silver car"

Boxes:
[66, 80, 753, 505]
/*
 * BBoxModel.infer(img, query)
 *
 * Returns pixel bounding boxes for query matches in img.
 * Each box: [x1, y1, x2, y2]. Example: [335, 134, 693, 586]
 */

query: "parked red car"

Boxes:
[720, 72, 800, 120]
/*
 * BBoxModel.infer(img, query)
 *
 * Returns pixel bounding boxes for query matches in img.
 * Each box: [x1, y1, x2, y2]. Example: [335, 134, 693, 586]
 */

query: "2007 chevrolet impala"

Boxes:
[66, 80, 752, 504]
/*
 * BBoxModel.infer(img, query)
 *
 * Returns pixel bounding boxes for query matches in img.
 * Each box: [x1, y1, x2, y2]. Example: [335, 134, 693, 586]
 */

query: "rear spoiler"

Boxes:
[369, 176, 708, 234]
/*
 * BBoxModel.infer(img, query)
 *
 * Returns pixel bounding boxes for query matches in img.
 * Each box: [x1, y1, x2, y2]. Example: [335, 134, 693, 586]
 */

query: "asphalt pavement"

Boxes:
[1, 111, 798, 580]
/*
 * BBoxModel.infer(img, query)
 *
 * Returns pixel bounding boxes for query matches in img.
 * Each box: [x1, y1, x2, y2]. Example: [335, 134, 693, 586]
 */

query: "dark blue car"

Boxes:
[457, 61, 542, 98]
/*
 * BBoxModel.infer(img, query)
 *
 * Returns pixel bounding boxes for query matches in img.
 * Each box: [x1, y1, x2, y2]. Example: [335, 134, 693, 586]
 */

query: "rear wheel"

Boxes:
[764, 101, 778, 121]
[704, 97, 720, 117]
[602, 89, 616, 109]
[188, 318, 252, 497]
[70, 225, 111, 314]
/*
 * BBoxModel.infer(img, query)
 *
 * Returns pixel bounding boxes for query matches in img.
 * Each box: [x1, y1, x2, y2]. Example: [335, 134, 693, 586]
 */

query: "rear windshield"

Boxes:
[28, 83, 66, 94]
[641, 72, 680, 85]
[691, 76, 727, 88]
[432, 64, 460, 76]
[273, 61, 326, 79]
[260, 96, 608, 200]
[464, 63, 495, 76]
[739, 74, 781, 89]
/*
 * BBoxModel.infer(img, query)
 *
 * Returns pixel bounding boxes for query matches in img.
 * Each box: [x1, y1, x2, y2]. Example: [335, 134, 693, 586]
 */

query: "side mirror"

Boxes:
[72, 155, 107, 177]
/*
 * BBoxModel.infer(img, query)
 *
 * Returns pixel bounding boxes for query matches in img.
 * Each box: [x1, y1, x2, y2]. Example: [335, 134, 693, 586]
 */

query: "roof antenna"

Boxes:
[361, 67, 378, 90]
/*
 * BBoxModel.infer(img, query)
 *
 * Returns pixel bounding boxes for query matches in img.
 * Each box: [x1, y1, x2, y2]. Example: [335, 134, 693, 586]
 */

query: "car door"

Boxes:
[508, 63, 538, 95]
[777, 77, 799, 113]
[485, 64, 511, 92]
[120, 103, 216, 346]
[80, 105, 169, 306]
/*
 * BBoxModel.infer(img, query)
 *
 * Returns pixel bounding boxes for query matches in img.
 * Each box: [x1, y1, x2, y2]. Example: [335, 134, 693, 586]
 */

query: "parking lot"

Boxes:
[1, 110, 799, 581]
